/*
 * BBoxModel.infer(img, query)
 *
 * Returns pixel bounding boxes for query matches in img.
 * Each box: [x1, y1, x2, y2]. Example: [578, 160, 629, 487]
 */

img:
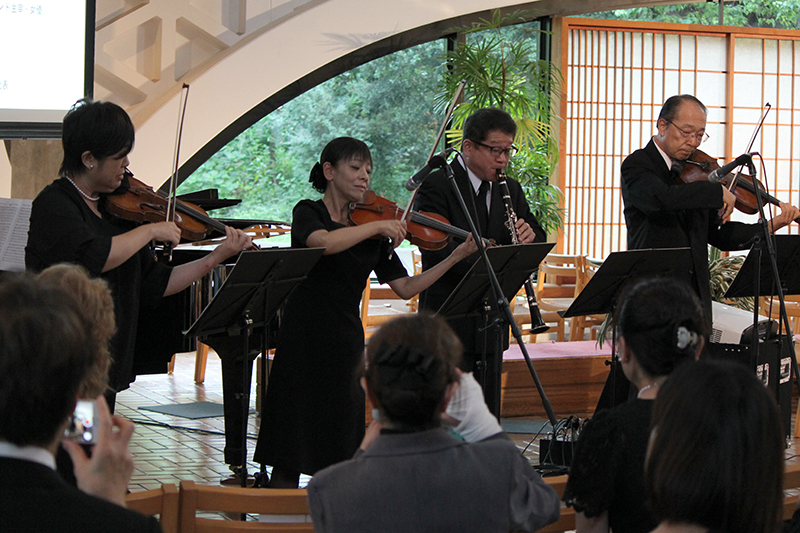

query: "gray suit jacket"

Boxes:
[307, 428, 560, 532]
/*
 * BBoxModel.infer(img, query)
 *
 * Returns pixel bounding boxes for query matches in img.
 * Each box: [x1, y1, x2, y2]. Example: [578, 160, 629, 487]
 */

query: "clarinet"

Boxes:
[496, 170, 549, 335]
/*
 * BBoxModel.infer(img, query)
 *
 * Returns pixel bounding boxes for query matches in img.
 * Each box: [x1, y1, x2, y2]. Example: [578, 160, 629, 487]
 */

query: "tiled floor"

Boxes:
[119, 349, 800, 500]
[118, 351, 547, 493]
[119, 351, 262, 492]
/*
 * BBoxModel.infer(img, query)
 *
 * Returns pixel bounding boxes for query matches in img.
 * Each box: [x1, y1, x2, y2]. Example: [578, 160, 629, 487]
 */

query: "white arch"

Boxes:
[111, 0, 675, 187]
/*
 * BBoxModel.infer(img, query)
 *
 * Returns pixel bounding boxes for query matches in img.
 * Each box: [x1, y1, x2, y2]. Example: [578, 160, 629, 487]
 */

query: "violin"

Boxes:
[680, 149, 800, 224]
[348, 191, 491, 251]
[105, 170, 228, 241]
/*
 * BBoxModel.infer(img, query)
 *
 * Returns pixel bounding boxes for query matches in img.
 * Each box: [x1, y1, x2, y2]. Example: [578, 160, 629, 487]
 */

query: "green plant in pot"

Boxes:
[435, 9, 564, 234]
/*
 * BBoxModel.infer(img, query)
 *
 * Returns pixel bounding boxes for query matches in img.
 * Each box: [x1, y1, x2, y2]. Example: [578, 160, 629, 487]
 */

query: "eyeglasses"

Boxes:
[665, 120, 709, 144]
[470, 139, 519, 158]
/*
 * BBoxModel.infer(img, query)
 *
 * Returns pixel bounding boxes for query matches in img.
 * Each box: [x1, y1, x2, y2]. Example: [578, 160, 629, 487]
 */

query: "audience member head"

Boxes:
[364, 313, 461, 431]
[308, 136, 372, 193]
[0, 273, 94, 447]
[646, 359, 783, 533]
[37, 264, 116, 398]
[60, 98, 135, 178]
[463, 108, 517, 143]
[614, 277, 707, 387]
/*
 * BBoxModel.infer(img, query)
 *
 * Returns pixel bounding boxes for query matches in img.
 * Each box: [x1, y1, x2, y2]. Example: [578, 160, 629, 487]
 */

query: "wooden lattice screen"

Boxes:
[556, 18, 800, 258]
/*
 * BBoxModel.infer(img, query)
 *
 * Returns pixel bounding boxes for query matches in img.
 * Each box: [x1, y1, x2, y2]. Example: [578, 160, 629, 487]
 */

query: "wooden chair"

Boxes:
[126, 483, 179, 533]
[361, 251, 423, 338]
[168, 342, 211, 384]
[538, 475, 575, 533]
[360, 281, 397, 339]
[536, 254, 587, 342]
[408, 249, 422, 313]
[569, 258, 607, 342]
[178, 480, 313, 532]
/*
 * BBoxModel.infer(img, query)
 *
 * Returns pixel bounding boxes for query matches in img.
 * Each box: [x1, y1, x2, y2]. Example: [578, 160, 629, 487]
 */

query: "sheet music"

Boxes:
[0, 198, 32, 271]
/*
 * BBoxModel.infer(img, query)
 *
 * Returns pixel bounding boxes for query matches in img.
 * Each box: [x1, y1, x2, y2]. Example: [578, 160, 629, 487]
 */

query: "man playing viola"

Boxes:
[621, 94, 799, 320]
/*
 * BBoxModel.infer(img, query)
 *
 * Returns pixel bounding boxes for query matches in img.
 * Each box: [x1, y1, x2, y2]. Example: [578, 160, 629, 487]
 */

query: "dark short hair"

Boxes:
[60, 99, 135, 177]
[0, 273, 94, 446]
[615, 277, 707, 377]
[646, 359, 783, 533]
[308, 137, 372, 193]
[658, 94, 707, 123]
[463, 108, 517, 144]
[365, 313, 461, 430]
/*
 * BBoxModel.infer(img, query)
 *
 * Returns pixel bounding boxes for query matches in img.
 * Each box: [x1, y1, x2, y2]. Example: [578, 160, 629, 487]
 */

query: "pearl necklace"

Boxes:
[637, 382, 660, 398]
[65, 176, 100, 202]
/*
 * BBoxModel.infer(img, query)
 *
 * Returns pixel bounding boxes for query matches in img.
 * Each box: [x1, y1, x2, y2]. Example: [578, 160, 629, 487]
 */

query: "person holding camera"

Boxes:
[0, 273, 161, 532]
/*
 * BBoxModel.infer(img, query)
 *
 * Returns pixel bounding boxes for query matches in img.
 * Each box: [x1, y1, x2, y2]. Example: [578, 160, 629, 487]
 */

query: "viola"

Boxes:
[348, 191, 491, 251]
[105, 170, 228, 241]
[680, 149, 800, 224]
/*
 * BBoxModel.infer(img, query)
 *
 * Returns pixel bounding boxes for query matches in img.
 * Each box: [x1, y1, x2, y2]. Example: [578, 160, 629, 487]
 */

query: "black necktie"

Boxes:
[477, 181, 490, 235]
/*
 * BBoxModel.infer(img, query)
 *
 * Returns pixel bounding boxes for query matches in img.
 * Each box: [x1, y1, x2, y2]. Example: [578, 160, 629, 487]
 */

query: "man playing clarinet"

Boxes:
[415, 107, 546, 416]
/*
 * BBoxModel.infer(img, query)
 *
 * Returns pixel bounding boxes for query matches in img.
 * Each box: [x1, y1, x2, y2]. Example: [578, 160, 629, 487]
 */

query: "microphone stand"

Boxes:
[742, 163, 800, 412]
[439, 160, 558, 427]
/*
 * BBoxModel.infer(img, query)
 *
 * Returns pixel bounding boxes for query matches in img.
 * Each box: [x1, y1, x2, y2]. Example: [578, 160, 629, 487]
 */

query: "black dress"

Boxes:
[253, 199, 407, 475]
[25, 178, 172, 392]
[563, 399, 657, 533]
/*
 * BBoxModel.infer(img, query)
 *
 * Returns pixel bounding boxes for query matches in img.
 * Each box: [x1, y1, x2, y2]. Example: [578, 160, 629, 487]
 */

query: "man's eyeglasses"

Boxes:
[665, 120, 709, 144]
[470, 139, 519, 158]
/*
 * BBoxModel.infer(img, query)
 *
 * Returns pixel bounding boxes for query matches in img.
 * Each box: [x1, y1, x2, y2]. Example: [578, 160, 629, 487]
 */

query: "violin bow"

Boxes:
[727, 102, 770, 192]
[400, 79, 466, 222]
[165, 83, 191, 261]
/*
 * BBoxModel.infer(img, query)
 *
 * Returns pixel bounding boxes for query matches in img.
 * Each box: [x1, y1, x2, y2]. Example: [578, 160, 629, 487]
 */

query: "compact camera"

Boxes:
[64, 399, 97, 445]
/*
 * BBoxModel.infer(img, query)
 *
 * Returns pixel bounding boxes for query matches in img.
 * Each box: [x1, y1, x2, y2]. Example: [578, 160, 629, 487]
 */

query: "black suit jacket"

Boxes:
[415, 159, 546, 352]
[621, 139, 760, 316]
[0, 457, 162, 533]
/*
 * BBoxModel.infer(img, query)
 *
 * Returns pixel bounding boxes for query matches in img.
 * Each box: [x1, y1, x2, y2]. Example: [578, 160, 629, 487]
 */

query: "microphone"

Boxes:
[707, 153, 753, 184]
[404, 148, 455, 191]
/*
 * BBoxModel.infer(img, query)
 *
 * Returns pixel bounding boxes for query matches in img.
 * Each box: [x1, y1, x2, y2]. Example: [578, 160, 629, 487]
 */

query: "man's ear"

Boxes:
[655, 118, 668, 138]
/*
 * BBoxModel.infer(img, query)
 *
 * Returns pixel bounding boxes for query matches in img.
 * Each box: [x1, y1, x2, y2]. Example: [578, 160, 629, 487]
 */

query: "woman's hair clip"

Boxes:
[676, 326, 699, 351]
[374, 342, 440, 390]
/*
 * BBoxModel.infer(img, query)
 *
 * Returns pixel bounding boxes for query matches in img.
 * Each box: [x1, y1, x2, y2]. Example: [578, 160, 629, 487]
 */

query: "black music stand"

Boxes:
[185, 248, 323, 489]
[562, 247, 694, 412]
[725, 235, 800, 302]
[723, 235, 800, 436]
[438, 242, 554, 416]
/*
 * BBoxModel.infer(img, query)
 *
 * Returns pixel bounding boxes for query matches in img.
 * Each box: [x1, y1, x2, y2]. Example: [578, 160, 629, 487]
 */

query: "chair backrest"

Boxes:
[126, 483, 179, 533]
[178, 480, 313, 533]
[537, 475, 575, 533]
[537, 254, 587, 299]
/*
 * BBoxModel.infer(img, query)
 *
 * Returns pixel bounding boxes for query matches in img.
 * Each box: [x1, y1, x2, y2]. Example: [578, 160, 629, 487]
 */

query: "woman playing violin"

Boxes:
[621, 94, 800, 321]
[25, 99, 252, 409]
[253, 136, 476, 488]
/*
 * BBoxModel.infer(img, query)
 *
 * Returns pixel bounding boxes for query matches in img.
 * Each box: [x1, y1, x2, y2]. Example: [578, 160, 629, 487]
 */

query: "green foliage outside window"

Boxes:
[437, 11, 564, 234]
[588, 0, 800, 29]
[179, 41, 446, 223]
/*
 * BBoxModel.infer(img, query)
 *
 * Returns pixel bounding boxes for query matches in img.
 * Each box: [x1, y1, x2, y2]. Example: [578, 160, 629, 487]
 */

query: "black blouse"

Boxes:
[25, 178, 171, 391]
[563, 399, 657, 533]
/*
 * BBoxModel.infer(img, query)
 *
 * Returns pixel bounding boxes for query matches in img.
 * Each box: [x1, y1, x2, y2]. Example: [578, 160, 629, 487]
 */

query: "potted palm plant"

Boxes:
[435, 10, 564, 233]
